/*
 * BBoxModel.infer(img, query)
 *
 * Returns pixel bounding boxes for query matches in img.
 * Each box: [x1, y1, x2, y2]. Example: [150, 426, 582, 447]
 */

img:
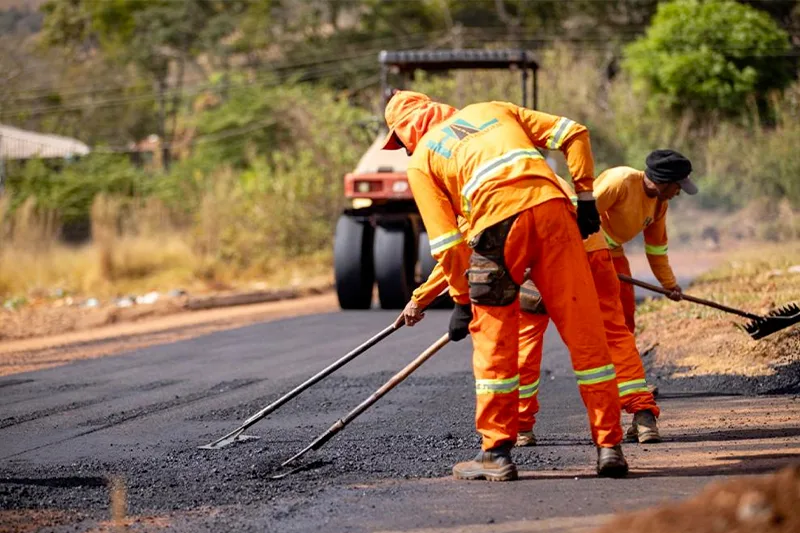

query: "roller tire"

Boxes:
[374, 222, 415, 310]
[334, 215, 374, 310]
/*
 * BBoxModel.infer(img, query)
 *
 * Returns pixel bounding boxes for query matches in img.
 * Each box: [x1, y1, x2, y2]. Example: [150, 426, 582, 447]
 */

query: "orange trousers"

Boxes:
[517, 249, 660, 433]
[470, 199, 623, 450]
[611, 254, 636, 333]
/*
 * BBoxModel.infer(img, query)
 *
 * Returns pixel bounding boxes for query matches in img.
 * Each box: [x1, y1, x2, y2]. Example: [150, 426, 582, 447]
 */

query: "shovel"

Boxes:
[618, 274, 800, 340]
[199, 292, 448, 450]
[270, 332, 451, 479]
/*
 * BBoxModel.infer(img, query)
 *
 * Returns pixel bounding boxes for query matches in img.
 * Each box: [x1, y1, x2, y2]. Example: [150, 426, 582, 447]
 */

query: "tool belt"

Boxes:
[467, 215, 520, 307]
[519, 280, 547, 315]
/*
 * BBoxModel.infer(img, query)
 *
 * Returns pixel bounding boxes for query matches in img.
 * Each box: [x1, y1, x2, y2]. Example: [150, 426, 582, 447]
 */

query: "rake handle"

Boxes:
[281, 333, 451, 467]
[617, 274, 761, 321]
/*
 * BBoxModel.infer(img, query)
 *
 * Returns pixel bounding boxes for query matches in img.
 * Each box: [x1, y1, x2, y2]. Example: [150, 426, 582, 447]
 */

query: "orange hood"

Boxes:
[381, 90, 457, 153]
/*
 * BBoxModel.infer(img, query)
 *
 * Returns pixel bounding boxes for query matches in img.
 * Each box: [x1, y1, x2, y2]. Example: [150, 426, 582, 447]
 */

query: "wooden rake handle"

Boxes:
[617, 274, 761, 321]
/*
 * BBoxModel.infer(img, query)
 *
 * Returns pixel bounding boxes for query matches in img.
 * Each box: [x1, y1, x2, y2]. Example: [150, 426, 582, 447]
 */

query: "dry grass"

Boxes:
[0, 193, 333, 303]
[636, 241, 800, 377]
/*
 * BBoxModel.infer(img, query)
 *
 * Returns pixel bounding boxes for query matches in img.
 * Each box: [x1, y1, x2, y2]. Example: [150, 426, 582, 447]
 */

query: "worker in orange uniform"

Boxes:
[596, 150, 697, 334]
[381, 90, 628, 481]
[404, 180, 662, 447]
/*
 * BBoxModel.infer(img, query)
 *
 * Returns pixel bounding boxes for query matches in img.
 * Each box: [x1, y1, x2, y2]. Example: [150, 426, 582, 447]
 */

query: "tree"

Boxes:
[624, 0, 794, 119]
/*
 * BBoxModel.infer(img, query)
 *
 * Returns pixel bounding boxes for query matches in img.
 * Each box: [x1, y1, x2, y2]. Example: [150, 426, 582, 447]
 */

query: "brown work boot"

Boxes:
[596, 445, 629, 478]
[453, 443, 518, 482]
[515, 430, 537, 447]
[626, 409, 662, 444]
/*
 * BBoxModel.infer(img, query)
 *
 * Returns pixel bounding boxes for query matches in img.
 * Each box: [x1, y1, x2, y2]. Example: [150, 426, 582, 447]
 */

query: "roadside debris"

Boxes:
[594, 464, 800, 533]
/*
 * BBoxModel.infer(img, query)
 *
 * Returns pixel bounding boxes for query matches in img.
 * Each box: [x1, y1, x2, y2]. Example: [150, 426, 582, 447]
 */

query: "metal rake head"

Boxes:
[741, 303, 800, 340]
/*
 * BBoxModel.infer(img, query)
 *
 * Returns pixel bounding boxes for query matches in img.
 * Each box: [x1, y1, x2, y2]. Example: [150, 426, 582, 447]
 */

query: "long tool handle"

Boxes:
[617, 274, 761, 320]
[201, 292, 449, 449]
[281, 333, 451, 467]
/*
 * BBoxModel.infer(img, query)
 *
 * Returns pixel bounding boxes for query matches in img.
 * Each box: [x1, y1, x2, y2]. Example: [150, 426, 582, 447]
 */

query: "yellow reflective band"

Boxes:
[602, 229, 620, 249]
[429, 229, 464, 255]
[475, 374, 520, 395]
[569, 195, 578, 207]
[645, 243, 668, 256]
[546, 117, 576, 150]
[461, 149, 544, 215]
[618, 379, 649, 397]
[575, 364, 616, 386]
[519, 378, 540, 399]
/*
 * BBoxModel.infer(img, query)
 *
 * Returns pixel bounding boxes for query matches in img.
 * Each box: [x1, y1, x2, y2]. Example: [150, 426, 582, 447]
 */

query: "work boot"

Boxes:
[515, 430, 537, 447]
[596, 445, 629, 478]
[453, 443, 518, 482]
[626, 409, 662, 444]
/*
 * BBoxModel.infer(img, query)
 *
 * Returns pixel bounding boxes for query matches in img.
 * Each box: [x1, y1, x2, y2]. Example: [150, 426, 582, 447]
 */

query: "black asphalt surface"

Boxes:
[1, 310, 797, 532]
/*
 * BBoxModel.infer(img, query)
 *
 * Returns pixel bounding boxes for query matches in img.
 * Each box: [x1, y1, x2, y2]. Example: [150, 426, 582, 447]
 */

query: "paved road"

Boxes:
[2, 310, 799, 532]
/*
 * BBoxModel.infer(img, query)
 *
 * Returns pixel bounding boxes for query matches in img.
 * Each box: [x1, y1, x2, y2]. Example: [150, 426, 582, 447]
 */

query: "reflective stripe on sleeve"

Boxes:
[602, 229, 621, 249]
[618, 378, 649, 397]
[546, 117, 576, 149]
[574, 364, 616, 386]
[475, 374, 520, 395]
[645, 243, 668, 256]
[461, 149, 544, 215]
[519, 378, 540, 399]
[429, 229, 464, 255]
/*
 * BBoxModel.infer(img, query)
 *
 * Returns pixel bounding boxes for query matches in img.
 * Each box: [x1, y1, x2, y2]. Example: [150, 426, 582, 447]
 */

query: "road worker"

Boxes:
[382, 90, 628, 481]
[596, 150, 697, 333]
[403, 178, 662, 447]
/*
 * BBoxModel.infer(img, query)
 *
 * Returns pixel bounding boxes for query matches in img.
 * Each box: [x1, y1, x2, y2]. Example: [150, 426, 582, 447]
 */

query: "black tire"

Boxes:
[334, 215, 374, 310]
[417, 231, 454, 309]
[374, 222, 416, 310]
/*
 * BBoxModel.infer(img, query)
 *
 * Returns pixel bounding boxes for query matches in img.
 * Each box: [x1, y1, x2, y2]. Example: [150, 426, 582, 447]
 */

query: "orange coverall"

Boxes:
[413, 218, 659, 437]
[386, 91, 622, 451]
[595, 167, 678, 333]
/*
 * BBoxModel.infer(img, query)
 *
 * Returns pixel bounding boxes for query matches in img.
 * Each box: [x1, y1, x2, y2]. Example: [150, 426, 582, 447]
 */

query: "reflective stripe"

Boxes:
[519, 378, 540, 399]
[461, 149, 544, 215]
[575, 364, 616, 386]
[618, 378, 649, 397]
[475, 374, 519, 395]
[645, 243, 668, 256]
[429, 229, 464, 255]
[546, 117, 576, 149]
[602, 229, 621, 249]
[569, 195, 578, 207]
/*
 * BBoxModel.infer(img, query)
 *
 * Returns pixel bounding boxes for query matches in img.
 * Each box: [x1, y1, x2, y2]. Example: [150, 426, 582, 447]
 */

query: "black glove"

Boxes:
[576, 199, 601, 239]
[448, 303, 473, 342]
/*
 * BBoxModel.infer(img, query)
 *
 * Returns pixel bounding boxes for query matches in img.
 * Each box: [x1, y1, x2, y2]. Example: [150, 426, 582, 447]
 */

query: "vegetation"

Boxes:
[0, 0, 799, 302]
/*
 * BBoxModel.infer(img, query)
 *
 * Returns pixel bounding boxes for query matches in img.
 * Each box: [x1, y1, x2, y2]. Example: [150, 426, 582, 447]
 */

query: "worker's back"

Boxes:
[409, 101, 572, 239]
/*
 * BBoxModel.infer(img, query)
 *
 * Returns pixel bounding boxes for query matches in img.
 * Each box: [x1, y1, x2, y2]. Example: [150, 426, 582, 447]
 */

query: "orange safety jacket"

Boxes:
[387, 92, 596, 304]
[412, 177, 606, 308]
[594, 166, 676, 289]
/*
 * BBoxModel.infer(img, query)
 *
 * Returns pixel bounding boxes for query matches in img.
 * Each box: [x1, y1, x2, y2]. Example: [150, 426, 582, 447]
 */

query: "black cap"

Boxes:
[645, 149, 697, 195]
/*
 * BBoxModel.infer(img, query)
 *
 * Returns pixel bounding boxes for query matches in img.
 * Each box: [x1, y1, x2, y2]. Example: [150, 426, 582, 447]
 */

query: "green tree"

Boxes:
[624, 0, 794, 119]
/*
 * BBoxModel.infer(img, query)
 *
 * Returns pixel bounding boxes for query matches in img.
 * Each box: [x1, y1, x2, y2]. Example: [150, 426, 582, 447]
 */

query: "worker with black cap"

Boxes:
[592, 149, 695, 442]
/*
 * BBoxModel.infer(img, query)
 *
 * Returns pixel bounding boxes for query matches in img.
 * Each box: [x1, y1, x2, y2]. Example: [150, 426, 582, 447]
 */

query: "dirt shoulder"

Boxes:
[636, 241, 800, 395]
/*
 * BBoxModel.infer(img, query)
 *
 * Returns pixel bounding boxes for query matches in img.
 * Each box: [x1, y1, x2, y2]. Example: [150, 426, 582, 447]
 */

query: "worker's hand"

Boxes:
[448, 303, 473, 342]
[576, 199, 601, 239]
[666, 285, 683, 301]
[401, 299, 425, 326]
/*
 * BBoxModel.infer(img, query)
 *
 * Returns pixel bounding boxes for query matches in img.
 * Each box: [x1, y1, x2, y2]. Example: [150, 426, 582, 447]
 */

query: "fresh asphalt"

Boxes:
[1, 309, 797, 532]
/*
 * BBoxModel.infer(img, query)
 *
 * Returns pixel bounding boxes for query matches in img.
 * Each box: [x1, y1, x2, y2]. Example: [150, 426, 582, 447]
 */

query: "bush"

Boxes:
[624, 0, 793, 120]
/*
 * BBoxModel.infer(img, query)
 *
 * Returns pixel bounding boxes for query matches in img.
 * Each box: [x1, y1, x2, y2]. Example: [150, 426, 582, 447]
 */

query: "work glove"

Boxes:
[449, 303, 473, 342]
[576, 199, 601, 239]
[665, 285, 683, 302]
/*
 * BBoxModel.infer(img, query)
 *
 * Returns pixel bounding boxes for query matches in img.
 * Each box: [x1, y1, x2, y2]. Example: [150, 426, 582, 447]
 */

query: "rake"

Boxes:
[199, 292, 448, 450]
[270, 333, 451, 479]
[618, 274, 800, 340]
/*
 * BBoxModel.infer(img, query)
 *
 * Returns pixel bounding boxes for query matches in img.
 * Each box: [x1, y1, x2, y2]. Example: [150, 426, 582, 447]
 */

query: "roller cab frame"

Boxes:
[334, 49, 539, 310]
